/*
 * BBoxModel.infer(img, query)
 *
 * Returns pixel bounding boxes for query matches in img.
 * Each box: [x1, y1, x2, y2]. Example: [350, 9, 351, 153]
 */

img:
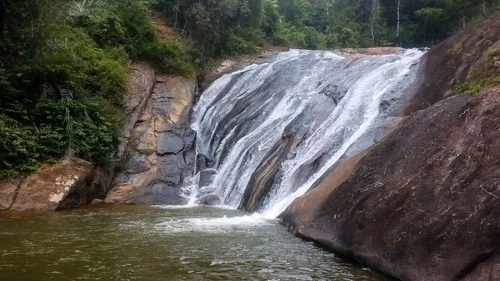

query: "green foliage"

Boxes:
[455, 76, 500, 95]
[2, 0, 499, 177]
[138, 41, 197, 78]
[0, 0, 195, 177]
[454, 48, 500, 95]
[153, 0, 500, 56]
[486, 48, 500, 66]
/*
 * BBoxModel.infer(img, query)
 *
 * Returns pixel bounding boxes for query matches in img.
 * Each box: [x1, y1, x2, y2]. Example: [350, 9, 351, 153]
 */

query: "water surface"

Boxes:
[0, 205, 388, 281]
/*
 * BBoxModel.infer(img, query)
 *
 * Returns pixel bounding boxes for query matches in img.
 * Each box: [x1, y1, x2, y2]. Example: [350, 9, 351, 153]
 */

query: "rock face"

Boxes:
[280, 88, 500, 281]
[6, 158, 105, 211]
[105, 63, 196, 205]
[280, 14, 500, 281]
[405, 14, 500, 114]
[0, 180, 21, 210]
[241, 133, 295, 211]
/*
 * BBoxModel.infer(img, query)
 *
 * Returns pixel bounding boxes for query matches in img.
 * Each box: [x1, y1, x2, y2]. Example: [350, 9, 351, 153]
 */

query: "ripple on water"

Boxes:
[0, 205, 389, 281]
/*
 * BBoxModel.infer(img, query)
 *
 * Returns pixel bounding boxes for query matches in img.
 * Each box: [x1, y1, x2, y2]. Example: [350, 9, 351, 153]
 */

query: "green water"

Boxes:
[0, 205, 388, 281]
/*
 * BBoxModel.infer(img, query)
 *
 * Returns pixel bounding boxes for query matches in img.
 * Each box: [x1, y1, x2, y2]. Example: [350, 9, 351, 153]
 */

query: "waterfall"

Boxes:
[189, 49, 424, 218]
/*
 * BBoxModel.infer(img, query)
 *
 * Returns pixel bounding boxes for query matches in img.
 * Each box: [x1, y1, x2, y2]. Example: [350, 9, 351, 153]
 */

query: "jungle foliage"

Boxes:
[1, 0, 499, 176]
[0, 0, 195, 176]
[156, 0, 500, 56]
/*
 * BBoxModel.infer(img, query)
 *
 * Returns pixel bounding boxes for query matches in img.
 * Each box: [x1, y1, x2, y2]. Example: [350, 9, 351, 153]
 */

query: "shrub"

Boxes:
[138, 41, 197, 78]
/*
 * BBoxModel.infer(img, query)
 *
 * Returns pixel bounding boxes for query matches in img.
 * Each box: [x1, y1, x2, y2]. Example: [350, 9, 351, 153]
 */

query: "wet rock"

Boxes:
[198, 169, 216, 187]
[10, 158, 101, 211]
[280, 88, 500, 281]
[196, 154, 209, 172]
[241, 134, 295, 212]
[197, 194, 221, 206]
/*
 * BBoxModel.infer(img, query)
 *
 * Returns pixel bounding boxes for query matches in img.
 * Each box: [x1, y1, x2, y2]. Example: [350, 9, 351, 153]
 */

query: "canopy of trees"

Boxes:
[157, 0, 500, 55]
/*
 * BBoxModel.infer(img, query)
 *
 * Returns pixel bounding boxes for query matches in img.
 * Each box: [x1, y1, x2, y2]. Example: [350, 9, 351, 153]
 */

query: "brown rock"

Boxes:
[106, 64, 197, 205]
[280, 88, 500, 281]
[405, 14, 500, 114]
[339, 47, 405, 60]
[10, 158, 98, 211]
[0, 179, 21, 210]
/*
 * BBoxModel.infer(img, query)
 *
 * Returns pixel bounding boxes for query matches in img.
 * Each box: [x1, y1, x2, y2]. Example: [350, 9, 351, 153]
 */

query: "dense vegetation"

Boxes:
[156, 0, 500, 56]
[0, 0, 195, 176]
[1, 0, 499, 177]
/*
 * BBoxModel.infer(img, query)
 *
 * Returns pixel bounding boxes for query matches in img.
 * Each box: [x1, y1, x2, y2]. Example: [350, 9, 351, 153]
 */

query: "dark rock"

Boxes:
[240, 134, 295, 212]
[280, 89, 500, 281]
[196, 154, 209, 172]
[157, 154, 184, 185]
[157, 132, 185, 154]
[182, 127, 197, 151]
[148, 183, 187, 205]
[197, 194, 221, 206]
[198, 169, 216, 187]
[404, 14, 500, 114]
[126, 154, 151, 174]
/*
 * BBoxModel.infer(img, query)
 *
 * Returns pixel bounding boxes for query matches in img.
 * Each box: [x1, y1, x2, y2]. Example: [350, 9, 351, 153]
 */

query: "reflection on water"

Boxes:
[0, 205, 388, 281]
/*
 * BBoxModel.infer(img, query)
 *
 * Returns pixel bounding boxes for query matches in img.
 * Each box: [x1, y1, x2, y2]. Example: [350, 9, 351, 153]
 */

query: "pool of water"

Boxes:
[0, 205, 389, 281]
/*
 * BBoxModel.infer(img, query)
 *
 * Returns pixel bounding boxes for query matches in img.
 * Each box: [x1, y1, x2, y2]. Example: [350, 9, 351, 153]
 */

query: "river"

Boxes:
[0, 205, 388, 280]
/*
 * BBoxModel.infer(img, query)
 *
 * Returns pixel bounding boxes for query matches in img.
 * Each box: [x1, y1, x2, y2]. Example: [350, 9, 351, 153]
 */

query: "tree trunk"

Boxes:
[396, 0, 401, 46]
[370, 0, 379, 46]
[462, 10, 466, 29]
[173, 0, 180, 30]
[0, 0, 5, 40]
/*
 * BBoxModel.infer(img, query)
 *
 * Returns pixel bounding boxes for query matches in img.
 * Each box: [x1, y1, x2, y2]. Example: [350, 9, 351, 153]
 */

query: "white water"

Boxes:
[186, 49, 424, 222]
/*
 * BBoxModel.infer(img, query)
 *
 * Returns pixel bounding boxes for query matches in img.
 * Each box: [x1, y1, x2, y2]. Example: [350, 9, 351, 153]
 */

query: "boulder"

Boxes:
[195, 154, 209, 172]
[10, 158, 100, 211]
[0, 180, 21, 210]
[198, 169, 216, 187]
[196, 194, 221, 206]
[280, 88, 500, 281]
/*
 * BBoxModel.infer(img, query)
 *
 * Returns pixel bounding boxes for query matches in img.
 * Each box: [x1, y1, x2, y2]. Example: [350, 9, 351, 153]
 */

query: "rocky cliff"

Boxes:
[280, 14, 500, 281]
[0, 62, 197, 211]
[105, 63, 196, 205]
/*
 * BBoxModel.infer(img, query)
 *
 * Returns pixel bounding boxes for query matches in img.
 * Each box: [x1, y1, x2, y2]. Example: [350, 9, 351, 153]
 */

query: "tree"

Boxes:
[396, 0, 401, 46]
[0, 0, 4, 40]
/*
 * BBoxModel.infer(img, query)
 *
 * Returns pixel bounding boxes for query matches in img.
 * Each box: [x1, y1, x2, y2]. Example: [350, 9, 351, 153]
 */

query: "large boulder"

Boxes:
[106, 64, 196, 205]
[280, 88, 500, 281]
[9, 158, 103, 211]
[0, 180, 21, 210]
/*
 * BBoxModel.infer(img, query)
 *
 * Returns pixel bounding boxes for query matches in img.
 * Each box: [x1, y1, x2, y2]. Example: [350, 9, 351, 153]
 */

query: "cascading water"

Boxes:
[188, 49, 424, 219]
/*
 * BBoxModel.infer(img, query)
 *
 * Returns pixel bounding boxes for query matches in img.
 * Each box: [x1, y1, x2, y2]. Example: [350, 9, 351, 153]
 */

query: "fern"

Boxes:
[65, 0, 113, 21]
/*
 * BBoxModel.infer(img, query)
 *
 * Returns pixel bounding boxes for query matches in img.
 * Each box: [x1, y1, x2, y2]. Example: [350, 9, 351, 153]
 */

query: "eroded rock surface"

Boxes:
[8, 158, 103, 211]
[280, 88, 500, 281]
[106, 63, 196, 205]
